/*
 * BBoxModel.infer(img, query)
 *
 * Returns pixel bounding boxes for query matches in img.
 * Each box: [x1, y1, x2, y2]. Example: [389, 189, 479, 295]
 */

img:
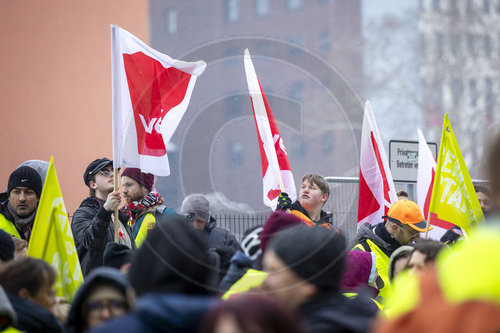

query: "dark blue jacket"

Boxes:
[7, 293, 62, 333]
[219, 250, 252, 291]
[90, 293, 215, 333]
[299, 291, 377, 333]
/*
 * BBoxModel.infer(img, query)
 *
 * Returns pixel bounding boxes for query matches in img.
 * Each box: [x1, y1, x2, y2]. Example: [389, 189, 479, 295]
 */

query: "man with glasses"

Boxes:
[352, 200, 431, 299]
[72, 158, 135, 277]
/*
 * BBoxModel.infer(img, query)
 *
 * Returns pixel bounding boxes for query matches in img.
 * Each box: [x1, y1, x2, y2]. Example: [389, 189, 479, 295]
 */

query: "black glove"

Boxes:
[276, 192, 292, 211]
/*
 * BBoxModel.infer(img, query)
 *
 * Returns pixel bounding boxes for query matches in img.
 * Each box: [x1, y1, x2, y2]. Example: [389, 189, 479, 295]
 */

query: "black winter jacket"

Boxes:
[205, 216, 240, 253]
[299, 291, 377, 333]
[7, 293, 62, 333]
[71, 197, 135, 277]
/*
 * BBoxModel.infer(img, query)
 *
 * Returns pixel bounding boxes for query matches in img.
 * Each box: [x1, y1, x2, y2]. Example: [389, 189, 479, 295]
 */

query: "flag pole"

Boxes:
[424, 211, 431, 239]
[113, 168, 120, 243]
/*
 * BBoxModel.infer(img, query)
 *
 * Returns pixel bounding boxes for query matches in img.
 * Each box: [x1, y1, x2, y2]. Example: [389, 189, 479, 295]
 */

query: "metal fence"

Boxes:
[215, 177, 488, 245]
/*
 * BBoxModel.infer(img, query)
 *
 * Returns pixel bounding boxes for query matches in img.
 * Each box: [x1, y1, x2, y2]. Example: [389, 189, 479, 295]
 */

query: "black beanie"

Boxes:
[0, 230, 15, 262]
[8, 166, 42, 198]
[128, 214, 216, 296]
[103, 242, 134, 269]
[269, 226, 346, 292]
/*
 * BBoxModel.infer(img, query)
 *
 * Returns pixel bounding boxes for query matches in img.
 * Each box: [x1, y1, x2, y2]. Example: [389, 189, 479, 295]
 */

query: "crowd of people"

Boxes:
[0, 134, 499, 332]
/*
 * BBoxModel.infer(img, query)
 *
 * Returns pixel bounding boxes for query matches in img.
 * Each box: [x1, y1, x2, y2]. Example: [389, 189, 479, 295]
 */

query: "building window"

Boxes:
[165, 10, 177, 34]
[322, 130, 335, 154]
[319, 31, 330, 51]
[483, 0, 491, 13]
[291, 136, 307, 158]
[228, 142, 244, 168]
[435, 32, 443, 58]
[485, 78, 493, 109]
[226, 0, 239, 22]
[432, 0, 441, 11]
[286, 0, 301, 10]
[484, 35, 491, 57]
[450, 78, 461, 107]
[469, 79, 478, 107]
[289, 81, 303, 101]
[449, 33, 460, 55]
[467, 33, 476, 57]
[466, 0, 474, 13]
[255, 0, 270, 17]
[449, 0, 459, 14]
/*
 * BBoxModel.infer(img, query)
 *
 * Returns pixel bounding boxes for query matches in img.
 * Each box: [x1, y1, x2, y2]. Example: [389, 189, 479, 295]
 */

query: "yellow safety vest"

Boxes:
[352, 239, 392, 299]
[222, 269, 268, 300]
[383, 225, 500, 319]
[344, 292, 384, 311]
[130, 212, 156, 247]
[0, 213, 21, 238]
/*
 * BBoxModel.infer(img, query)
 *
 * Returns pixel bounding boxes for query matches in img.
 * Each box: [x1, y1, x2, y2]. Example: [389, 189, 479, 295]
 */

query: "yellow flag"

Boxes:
[27, 157, 83, 300]
[428, 114, 484, 234]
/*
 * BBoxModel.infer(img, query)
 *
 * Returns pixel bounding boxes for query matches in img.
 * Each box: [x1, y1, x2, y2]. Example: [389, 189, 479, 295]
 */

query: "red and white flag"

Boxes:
[357, 101, 398, 227]
[416, 128, 454, 240]
[111, 25, 206, 176]
[244, 49, 296, 209]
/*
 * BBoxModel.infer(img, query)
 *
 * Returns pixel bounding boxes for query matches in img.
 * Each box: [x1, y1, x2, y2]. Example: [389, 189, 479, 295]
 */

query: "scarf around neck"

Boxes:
[7, 203, 37, 240]
[122, 188, 163, 223]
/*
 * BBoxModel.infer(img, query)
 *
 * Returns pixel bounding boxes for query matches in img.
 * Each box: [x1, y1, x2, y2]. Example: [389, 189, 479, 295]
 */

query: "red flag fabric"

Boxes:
[111, 25, 206, 175]
[416, 129, 453, 239]
[244, 49, 296, 209]
[357, 101, 398, 227]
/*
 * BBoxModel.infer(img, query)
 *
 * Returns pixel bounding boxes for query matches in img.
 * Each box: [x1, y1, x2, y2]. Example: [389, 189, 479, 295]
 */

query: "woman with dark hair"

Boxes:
[200, 295, 304, 333]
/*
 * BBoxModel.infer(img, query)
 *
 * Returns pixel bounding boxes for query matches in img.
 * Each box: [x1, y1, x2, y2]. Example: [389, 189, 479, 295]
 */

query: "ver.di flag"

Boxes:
[358, 101, 398, 227]
[244, 49, 296, 209]
[27, 157, 83, 300]
[416, 128, 454, 239]
[428, 114, 484, 234]
[111, 25, 206, 176]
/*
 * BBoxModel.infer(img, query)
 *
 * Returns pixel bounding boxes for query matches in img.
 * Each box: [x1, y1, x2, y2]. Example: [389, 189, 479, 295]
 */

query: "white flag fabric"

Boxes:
[417, 129, 449, 239]
[111, 25, 206, 176]
[357, 101, 398, 227]
[244, 49, 296, 209]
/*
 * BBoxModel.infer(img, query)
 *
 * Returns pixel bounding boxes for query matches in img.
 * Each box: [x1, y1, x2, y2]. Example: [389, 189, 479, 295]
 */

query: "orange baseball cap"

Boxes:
[383, 200, 432, 232]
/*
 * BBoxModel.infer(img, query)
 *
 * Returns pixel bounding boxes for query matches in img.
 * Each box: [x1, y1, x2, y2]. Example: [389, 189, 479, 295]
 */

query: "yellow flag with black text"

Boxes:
[428, 114, 484, 234]
[27, 157, 83, 300]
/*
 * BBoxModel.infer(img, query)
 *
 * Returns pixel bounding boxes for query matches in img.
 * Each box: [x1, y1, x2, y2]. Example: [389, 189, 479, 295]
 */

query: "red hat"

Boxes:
[121, 168, 154, 191]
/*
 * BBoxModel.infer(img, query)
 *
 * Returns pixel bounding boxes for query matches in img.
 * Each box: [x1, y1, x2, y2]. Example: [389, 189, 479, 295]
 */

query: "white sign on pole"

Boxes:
[389, 140, 438, 182]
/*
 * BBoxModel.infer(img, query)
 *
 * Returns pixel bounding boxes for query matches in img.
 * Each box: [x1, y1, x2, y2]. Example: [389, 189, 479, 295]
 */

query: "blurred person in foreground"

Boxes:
[65, 267, 134, 333]
[406, 240, 445, 273]
[92, 214, 217, 333]
[200, 294, 304, 333]
[387, 245, 413, 282]
[0, 257, 61, 332]
[374, 132, 500, 333]
[262, 225, 377, 333]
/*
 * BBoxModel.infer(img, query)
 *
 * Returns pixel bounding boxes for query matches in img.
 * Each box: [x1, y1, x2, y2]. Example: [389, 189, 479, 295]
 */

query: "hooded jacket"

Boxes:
[71, 196, 136, 277]
[7, 293, 62, 333]
[91, 293, 215, 333]
[65, 267, 134, 333]
[299, 291, 377, 333]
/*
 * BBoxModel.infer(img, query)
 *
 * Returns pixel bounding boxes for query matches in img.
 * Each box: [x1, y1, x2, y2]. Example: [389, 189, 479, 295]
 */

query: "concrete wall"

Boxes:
[0, 0, 148, 213]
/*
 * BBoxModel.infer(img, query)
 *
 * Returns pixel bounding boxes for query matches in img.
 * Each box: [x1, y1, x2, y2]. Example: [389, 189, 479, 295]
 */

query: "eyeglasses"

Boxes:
[87, 299, 127, 315]
[98, 169, 113, 176]
[399, 224, 420, 240]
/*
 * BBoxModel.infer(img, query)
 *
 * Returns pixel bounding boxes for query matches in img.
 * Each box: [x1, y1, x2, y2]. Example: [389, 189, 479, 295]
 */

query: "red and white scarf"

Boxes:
[122, 187, 164, 224]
